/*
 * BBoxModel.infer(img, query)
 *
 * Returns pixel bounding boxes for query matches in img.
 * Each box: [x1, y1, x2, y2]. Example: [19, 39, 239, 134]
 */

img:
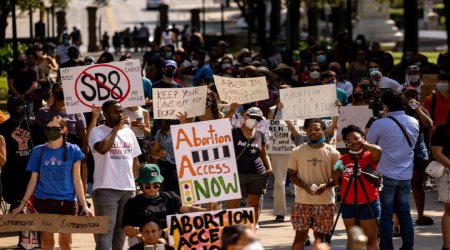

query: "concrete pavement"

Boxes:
[0, 185, 446, 249]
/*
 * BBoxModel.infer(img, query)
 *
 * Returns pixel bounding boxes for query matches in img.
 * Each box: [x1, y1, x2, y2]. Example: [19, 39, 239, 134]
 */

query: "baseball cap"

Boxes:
[407, 65, 420, 72]
[245, 107, 263, 119]
[135, 164, 164, 184]
[164, 59, 178, 69]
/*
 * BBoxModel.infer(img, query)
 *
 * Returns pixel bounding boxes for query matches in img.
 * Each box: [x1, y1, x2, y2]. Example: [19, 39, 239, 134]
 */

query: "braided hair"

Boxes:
[46, 115, 68, 162]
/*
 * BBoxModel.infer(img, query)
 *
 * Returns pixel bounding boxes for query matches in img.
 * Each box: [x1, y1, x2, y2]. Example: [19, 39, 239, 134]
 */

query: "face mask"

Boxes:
[309, 71, 320, 79]
[245, 119, 257, 129]
[36, 51, 44, 56]
[306, 136, 325, 145]
[191, 60, 199, 67]
[349, 148, 364, 154]
[243, 57, 252, 64]
[353, 93, 365, 100]
[277, 47, 286, 53]
[63, 39, 70, 46]
[316, 55, 326, 64]
[45, 127, 62, 141]
[222, 63, 231, 69]
[164, 52, 173, 59]
[409, 75, 420, 83]
[436, 82, 448, 93]
[53, 91, 65, 101]
[164, 70, 175, 78]
[368, 67, 379, 74]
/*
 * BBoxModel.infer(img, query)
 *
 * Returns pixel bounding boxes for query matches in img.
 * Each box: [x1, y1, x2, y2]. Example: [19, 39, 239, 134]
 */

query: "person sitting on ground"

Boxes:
[128, 219, 174, 250]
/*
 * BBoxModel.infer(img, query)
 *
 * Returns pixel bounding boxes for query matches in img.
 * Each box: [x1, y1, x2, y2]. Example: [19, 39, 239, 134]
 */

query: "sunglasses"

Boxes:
[143, 183, 161, 190]
[45, 126, 62, 132]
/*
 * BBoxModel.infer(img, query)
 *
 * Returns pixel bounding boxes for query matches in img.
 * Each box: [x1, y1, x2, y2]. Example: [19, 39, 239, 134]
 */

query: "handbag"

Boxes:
[19, 200, 40, 249]
[425, 161, 446, 178]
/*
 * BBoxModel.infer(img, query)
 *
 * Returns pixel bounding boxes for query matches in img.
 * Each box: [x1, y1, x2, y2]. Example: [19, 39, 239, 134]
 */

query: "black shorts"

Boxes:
[33, 197, 77, 215]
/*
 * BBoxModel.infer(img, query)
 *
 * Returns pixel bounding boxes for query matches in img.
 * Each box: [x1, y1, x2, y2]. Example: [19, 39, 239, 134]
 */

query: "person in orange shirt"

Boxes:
[423, 73, 450, 127]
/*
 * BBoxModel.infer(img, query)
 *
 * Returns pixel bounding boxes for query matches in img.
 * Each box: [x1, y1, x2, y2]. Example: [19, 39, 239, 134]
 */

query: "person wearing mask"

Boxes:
[423, 73, 450, 127]
[430, 111, 450, 250]
[89, 100, 141, 250]
[235, 48, 253, 67]
[302, 63, 322, 86]
[191, 50, 214, 86]
[217, 56, 236, 77]
[389, 48, 417, 84]
[55, 33, 76, 65]
[367, 89, 419, 250]
[288, 119, 340, 250]
[404, 65, 423, 94]
[351, 83, 369, 106]
[149, 45, 174, 82]
[329, 61, 353, 97]
[368, 61, 402, 91]
[313, 47, 329, 71]
[12, 115, 94, 250]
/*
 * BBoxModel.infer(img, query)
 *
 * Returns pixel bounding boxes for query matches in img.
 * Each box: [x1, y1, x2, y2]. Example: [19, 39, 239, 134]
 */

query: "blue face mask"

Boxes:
[306, 136, 325, 145]
[316, 55, 326, 64]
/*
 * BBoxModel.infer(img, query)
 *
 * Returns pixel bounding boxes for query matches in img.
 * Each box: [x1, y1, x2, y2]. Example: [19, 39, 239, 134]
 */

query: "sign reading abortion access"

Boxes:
[60, 60, 145, 114]
[153, 86, 208, 119]
[167, 208, 255, 250]
[0, 214, 108, 233]
[213, 75, 269, 104]
[171, 119, 240, 205]
[336, 106, 372, 148]
[280, 85, 339, 119]
[268, 120, 304, 154]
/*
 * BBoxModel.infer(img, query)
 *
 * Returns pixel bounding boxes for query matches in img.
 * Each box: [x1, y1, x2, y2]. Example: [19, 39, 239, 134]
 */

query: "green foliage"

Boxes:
[16, 0, 69, 12]
[0, 43, 28, 75]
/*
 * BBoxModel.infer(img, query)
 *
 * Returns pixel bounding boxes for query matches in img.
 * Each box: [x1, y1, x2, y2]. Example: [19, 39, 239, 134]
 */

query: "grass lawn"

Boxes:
[390, 51, 441, 65]
[0, 76, 7, 101]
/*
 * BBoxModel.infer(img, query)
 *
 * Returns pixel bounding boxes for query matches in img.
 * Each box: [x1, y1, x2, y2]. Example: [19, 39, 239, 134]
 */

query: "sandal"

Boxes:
[415, 216, 434, 225]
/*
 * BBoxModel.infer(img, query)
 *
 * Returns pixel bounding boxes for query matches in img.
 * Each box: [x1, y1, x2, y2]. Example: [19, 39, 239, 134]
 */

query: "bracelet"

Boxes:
[20, 200, 27, 204]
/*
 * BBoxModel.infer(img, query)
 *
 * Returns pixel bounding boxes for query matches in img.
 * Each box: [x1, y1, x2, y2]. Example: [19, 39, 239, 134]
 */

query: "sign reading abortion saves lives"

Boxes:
[153, 86, 208, 119]
[213, 75, 269, 104]
[280, 84, 339, 119]
[167, 208, 255, 250]
[60, 60, 145, 114]
[171, 119, 241, 205]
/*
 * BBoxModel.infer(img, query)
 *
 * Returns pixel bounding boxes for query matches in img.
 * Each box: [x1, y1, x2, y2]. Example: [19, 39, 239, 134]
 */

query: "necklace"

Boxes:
[142, 192, 159, 199]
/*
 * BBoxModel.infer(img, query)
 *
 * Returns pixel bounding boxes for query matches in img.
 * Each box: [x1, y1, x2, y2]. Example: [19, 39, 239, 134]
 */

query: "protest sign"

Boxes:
[167, 207, 255, 250]
[0, 214, 108, 233]
[213, 75, 269, 104]
[60, 60, 145, 114]
[280, 85, 339, 119]
[336, 106, 372, 148]
[268, 119, 304, 154]
[171, 119, 240, 205]
[153, 86, 208, 119]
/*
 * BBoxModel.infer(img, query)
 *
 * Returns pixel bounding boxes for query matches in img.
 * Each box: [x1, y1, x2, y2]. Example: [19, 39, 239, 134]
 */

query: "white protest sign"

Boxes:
[171, 119, 241, 205]
[336, 105, 373, 148]
[218, 103, 231, 115]
[268, 120, 304, 154]
[152, 86, 207, 119]
[213, 75, 269, 104]
[59, 60, 145, 114]
[280, 85, 339, 119]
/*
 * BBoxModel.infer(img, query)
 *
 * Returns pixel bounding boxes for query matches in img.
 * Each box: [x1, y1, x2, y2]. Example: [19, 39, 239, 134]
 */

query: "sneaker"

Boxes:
[305, 235, 311, 246]
[275, 215, 285, 222]
[393, 226, 401, 237]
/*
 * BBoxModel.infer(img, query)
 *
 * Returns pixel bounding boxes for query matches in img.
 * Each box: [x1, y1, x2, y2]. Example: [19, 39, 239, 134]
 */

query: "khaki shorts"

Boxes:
[290, 203, 335, 234]
[438, 169, 450, 203]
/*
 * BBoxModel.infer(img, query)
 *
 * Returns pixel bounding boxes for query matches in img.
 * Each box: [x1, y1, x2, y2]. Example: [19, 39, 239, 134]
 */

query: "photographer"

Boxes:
[367, 89, 419, 250]
[334, 125, 382, 250]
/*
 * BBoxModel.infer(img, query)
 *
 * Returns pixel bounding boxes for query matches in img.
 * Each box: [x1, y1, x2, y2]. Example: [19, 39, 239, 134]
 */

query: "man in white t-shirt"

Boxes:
[89, 100, 141, 250]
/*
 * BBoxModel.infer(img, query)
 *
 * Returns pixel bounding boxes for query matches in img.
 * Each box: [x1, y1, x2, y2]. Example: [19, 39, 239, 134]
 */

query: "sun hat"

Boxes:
[135, 164, 164, 184]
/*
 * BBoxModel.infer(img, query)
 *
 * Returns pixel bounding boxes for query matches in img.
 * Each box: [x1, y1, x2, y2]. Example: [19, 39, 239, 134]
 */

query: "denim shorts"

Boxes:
[341, 199, 381, 220]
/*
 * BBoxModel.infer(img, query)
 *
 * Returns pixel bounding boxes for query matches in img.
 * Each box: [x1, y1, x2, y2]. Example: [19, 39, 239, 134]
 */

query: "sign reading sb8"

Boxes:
[80, 70, 124, 101]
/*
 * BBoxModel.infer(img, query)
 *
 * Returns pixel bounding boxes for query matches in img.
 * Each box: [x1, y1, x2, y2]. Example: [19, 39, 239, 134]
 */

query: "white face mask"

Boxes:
[245, 119, 257, 129]
[436, 82, 448, 93]
[191, 60, 199, 67]
[409, 75, 420, 83]
[349, 148, 364, 154]
[309, 71, 320, 79]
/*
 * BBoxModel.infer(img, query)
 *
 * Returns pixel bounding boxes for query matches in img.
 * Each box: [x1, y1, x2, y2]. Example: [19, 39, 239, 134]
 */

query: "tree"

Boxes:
[403, 0, 418, 53]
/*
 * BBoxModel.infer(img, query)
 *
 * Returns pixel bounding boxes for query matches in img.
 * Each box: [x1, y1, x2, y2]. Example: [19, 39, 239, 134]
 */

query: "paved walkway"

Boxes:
[0, 187, 445, 249]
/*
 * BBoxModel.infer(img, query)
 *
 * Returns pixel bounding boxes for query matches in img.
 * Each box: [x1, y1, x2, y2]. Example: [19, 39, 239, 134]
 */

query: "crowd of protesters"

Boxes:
[1, 25, 450, 250]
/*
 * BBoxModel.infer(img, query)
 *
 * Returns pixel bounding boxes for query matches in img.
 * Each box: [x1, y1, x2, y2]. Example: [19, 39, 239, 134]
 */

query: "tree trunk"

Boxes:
[256, 1, 266, 45]
[331, 1, 345, 40]
[270, 0, 281, 41]
[403, 0, 418, 53]
[444, 0, 450, 55]
[307, 0, 318, 38]
[287, 0, 300, 50]
[0, 0, 10, 46]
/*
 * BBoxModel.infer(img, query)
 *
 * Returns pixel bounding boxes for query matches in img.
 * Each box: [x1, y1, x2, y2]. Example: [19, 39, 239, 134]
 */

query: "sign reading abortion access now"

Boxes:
[167, 208, 255, 249]
[213, 75, 269, 104]
[60, 60, 145, 114]
[171, 119, 241, 205]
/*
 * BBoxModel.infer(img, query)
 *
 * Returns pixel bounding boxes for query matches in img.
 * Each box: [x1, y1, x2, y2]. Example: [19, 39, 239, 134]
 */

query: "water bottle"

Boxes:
[144, 245, 154, 250]
[156, 244, 165, 250]
[408, 99, 418, 110]
[311, 184, 318, 198]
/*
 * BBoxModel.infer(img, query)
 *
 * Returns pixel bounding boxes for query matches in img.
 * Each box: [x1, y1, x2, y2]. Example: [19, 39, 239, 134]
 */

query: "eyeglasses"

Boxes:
[143, 183, 161, 190]
[45, 126, 62, 132]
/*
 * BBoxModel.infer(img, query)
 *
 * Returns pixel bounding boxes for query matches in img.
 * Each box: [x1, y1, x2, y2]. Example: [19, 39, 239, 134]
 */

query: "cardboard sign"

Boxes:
[167, 208, 255, 249]
[421, 74, 438, 101]
[0, 214, 108, 233]
[152, 86, 208, 119]
[280, 85, 339, 119]
[60, 60, 145, 114]
[336, 106, 373, 148]
[268, 120, 304, 154]
[213, 75, 269, 104]
[171, 119, 241, 205]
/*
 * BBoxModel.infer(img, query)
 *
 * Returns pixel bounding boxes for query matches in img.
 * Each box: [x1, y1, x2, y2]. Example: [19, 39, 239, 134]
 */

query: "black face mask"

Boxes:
[164, 70, 175, 78]
[53, 91, 65, 101]
[45, 127, 62, 141]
